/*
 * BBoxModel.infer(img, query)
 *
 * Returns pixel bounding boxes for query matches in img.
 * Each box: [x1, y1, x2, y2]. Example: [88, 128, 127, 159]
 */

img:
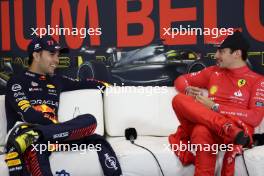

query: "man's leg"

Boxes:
[191, 124, 222, 176]
[169, 95, 199, 165]
[22, 114, 96, 176]
[11, 114, 97, 155]
[5, 143, 30, 176]
[80, 134, 123, 176]
[24, 145, 53, 176]
[171, 95, 196, 136]
[172, 93, 248, 145]
[6, 114, 97, 175]
[36, 113, 97, 143]
[168, 125, 195, 165]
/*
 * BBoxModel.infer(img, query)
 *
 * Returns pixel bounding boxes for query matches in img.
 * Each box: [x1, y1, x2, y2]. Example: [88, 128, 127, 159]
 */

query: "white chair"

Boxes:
[0, 87, 264, 176]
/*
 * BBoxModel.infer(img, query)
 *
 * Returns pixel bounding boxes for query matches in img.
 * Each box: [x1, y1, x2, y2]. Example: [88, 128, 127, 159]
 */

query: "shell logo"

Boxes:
[47, 84, 55, 89]
[209, 85, 218, 95]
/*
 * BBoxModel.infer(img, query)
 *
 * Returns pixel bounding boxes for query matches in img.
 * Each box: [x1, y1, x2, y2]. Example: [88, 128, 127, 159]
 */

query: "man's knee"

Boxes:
[76, 114, 97, 127]
[172, 93, 185, 110]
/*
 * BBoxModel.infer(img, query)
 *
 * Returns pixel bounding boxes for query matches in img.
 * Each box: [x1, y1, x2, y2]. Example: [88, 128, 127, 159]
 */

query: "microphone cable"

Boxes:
[241, 134, 264, 176]
[242, 149, 250, 176]
[132, 142, 165, 176]
[125, 128, 165, 176]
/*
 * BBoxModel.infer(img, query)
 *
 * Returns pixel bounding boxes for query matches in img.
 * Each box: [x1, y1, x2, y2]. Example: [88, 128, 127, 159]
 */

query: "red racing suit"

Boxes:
[170, 65, 264, 176]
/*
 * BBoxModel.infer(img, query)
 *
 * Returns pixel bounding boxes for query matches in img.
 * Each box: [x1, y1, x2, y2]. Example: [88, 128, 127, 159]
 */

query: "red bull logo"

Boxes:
[33, 104, 57, 123]
[33, 104, 55, 114]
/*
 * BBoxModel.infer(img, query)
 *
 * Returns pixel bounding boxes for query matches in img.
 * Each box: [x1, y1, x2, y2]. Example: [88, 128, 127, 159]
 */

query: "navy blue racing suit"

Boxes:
[6, 71, 104, 130]
[5, 71, 122, 176]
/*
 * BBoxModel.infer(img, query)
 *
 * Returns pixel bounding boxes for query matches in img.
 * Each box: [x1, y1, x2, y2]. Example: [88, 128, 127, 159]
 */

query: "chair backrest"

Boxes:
[58, 89, 104, 135]
[104, 86, 180, 136]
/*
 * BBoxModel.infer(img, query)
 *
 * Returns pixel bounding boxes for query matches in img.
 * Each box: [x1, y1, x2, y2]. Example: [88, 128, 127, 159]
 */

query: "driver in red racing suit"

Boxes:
[169, 31, 264, 176]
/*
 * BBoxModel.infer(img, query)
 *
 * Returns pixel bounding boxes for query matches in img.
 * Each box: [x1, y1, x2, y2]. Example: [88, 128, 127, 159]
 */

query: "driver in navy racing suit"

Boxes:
[5, 35, 122, 176]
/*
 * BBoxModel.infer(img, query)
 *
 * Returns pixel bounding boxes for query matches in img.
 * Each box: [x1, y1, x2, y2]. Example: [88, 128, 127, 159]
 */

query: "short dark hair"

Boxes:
[230, 49, 248, 61]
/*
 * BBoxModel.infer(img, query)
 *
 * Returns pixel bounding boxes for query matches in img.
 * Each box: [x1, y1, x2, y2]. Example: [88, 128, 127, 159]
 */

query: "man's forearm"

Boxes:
[219, 104, 263, 127]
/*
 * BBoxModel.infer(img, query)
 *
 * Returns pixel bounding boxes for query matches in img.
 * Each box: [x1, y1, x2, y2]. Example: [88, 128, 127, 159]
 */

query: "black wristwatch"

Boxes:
[211, 103, 220, 112]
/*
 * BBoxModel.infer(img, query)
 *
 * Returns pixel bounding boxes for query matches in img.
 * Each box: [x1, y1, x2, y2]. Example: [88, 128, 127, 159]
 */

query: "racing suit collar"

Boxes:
[226, 65, 250, 75]
[25, 70, 48, 80]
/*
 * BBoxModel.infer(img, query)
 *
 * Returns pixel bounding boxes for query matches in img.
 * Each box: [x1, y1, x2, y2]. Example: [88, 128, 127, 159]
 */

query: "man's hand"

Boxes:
[229, 116, 253, 146]
[185, 86, 204, 97]
[196, 95, 215, 109]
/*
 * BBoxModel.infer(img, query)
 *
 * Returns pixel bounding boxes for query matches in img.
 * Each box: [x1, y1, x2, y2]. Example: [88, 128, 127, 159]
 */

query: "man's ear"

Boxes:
[32, 52, 40, 63]
[234, 50, 242, 58]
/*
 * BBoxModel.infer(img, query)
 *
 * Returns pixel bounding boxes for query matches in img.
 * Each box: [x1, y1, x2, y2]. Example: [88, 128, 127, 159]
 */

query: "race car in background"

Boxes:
[0, 44, 263, 95]
[77, 43, 263, 86]
[77, 43, 216, 86]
